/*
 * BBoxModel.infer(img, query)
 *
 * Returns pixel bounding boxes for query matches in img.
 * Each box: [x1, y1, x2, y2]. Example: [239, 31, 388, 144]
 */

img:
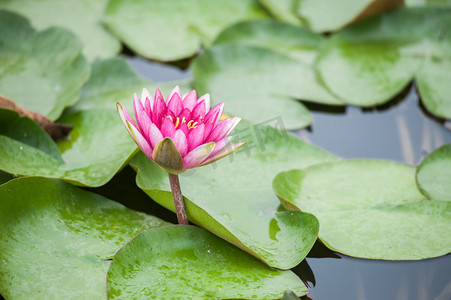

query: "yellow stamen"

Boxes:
[187, 120, 194, 128]
[167, 115, 173, 122]
[181, 117, 186, 124]
[174, 117, 180, 129]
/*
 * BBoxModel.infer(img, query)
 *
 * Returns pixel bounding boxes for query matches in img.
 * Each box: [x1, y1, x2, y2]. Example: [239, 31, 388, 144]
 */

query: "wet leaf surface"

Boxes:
[193, 20, 342, 130]
[0, 0, 121, 60]
[107, 226, 308, 299]
[315, 7, 451, 119]
[0, 10, 90, 120]
[416, 144, 451, 201]
[273, 160, 451, 259]
[104, 0, 268, 61]
[0, 177, 168, 299]
[0, 108, 137, 187]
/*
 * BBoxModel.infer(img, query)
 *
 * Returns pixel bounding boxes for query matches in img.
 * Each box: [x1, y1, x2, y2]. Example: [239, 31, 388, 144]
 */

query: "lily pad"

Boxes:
[416, 144, 451, 201]
[107, 226, 308, 299]
[0, 0, 121, 60]
[297, 0, 402, 32]
[104, 0, 268, 61]
[0, 10, 90, 121]
[193, 21, 342, 129]
[131, 122, 339, 269]
[273, 160, 451, 260]
[315, 7, 451, 119]
[258, 0, 304, 25]
[72, 57, 190, 112]
[0, 108, 137, 187]
[0, 177, 168, 299]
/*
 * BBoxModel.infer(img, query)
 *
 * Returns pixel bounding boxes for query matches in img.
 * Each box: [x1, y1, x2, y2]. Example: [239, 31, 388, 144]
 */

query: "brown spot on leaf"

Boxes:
[0, 95, 72, 140]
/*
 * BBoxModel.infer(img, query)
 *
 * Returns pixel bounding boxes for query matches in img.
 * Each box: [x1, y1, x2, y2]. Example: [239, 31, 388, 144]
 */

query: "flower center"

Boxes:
[167, 116, 198, 129]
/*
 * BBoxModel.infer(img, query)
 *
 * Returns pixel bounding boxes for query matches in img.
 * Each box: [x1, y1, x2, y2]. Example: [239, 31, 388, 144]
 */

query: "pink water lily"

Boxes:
[117, 86, 244, 175]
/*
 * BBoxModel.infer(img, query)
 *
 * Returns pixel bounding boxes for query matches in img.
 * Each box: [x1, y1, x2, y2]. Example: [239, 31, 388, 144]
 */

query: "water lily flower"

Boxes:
[117, 86, 245, 224]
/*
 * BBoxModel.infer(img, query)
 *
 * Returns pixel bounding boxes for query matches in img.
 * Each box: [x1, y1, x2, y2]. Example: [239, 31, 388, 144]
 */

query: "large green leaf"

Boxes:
[0, 10, 90, 120]
[107, 226, 308, 299]
[0, 108, 137, 187]
[273, 160, 451, 260]
[192, 21, 342, 130]
[416, 144, 451, 201]
[71, 57, 190, 112]
[296, 0, 400, 32]
[0, 0, 121, 61]
[258, 0, 304, 25]
[0, 177, 168, 299]
[131, 122, 339, 269]
[315, 7, 451, 119]
[104, 0, 268, 61]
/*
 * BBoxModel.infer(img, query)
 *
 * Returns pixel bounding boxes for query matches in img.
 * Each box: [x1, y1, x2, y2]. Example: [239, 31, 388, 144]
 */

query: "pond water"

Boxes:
[127, 55, 451, 300]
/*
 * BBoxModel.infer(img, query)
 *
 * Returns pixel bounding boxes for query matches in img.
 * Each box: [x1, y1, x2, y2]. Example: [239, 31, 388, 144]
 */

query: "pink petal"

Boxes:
[149, 123, 164, 148]
[183, 142, 215, 169]
[203, 122, 214, 141]
[178, 122, 189, 137]
[204, 102, 224, 125]
[207, 117, 241, 142]
[200, 141, 246, 166]
[173, 129, 188, 157]
[182, 90, 197, 110]
[125, 120, 153, 159]
[191, 100, 206, 120]
[161, 117, 176, 139]
[133, 93, 147, 132]
[117, 102, 136, 129]
[198, 94, 210, 112]
[208, 136, 232, 159]
[141, 88, 153, 115]
[187, 123, 205, 151]
[178, 108, 191, 121]
[152, 93, 167, 126]
[167, 92, 183, 116]
[167, 85, 182, 101]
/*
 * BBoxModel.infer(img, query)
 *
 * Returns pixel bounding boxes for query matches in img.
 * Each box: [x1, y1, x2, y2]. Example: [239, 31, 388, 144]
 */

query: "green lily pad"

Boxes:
[296, 0, 396, 32]
[131, 122, 339, 269]
[315, 7, 451, 119]
[0, 10, 90, 120]
[193, 21, 343, 129]
[0, 171, 13, 185]
[107, 226, 308, 299]
[0, 108, 137, 187]
[258, 0, 304, 25]
[416, 144, 451, 201]
[0, 177, 168, 299]
[273, 160, 451, 260]
[72, 57, 190, 112]
[0, 0, 121, 61]
[104, 0, 268, 61]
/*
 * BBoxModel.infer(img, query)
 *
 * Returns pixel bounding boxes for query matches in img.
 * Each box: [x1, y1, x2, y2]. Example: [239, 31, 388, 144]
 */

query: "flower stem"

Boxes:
[168, 173, 189, 225]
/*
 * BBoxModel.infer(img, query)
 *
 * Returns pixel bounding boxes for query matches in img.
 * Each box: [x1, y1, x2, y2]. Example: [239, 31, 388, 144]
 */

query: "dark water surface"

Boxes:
[128, 56, 451, 300]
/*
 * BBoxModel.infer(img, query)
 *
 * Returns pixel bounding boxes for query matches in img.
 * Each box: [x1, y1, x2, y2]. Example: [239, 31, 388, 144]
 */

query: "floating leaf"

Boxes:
[0, 177, 168, 299]
[71, 57, 191, 112]
[131, 122, 338, 269]
[259, 0, 304, 25]
[273, 160, 451, 260]
[416, 144, 451, 201]
[0, 10, 90, 120]
[0, 108, 136, 187]
[193, 21, 342, 130]
[104, 0, 268, 61]
[297, 0, 402, 32]
[315, 7, 451, 119]
[0, 0, 121, 60]
[107, 226, 308, 299]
